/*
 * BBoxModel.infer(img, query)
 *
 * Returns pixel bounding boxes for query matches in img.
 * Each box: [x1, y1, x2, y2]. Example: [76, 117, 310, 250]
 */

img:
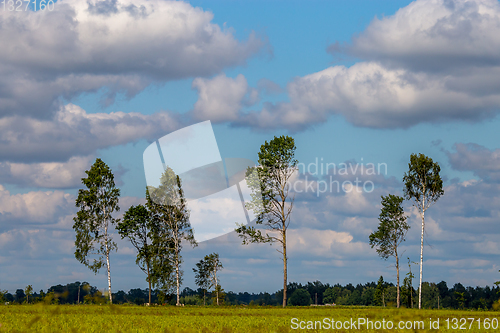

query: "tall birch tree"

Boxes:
[148, 167, 197, 306]
[403, 153, 444, 309]
[236, 135, 298, 308]
[369, 194, 410, 308]
[73, 158, 120, 303]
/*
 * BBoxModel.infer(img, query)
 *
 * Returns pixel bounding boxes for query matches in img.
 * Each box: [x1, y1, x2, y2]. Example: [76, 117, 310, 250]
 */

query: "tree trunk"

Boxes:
[176, 252, 180, 306]
[396, 250, 400, 308]
[105, 218, 112, 304]
[282, 231, 287, 308]
[215, 267, 219, 306]
[147, 260, 152, 305]
[419, 208, 425, 310]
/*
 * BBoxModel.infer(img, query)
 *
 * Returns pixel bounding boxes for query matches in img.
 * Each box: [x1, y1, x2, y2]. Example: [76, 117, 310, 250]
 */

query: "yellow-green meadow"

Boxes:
[1, 305, 499, 333]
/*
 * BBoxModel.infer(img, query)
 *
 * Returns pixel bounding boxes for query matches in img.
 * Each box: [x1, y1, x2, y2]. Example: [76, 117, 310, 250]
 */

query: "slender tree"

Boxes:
[25, 285, 33, 304]
[212, 285, 226, 305]
[369, 194, 410, 308]
[403, 257, 417, 308]
[193, 259, 210, 306]
[73, 158, 120, 303]
[207, 253, 223, 305]
[193, 253, 223, 305]
[148, 167, 197, 306]
[403, 153, 444, 309]
[236, 135, 298, 307]
[116, 203, 155, 304]
[374, 276, 388, 307]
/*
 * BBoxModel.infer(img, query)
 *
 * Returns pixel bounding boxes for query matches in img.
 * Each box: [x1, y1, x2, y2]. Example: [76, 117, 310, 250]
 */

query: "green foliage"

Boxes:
[455, 291, 466, 309]
[211, 285, 226, 305]
[236, 135, 298, 308]
[403, 153, 443, 309]
[116, 202, 156, 303]
[288, 289, 311, 306]
[73, 158, 120, 274]
[15, 289, 25, 304]
[403, 153, 444, 210]
[178, 295, 201, 305]
[42, 292, 59, 305]
[373, 276, 389, 306]
[193, 260, 210, 305]
[25, 285, 33, 304]
[421, 282, 440, 309]
[369, 194, 409, 260]
[323, 287, 339, 304]
[237, 135, 298, 245]
[193, 253, 223, 305]
[369, 195, 409, 308]
[147, 167, 197, 303]
[117, 204, 154, 273]
[83, 290, 106, 305]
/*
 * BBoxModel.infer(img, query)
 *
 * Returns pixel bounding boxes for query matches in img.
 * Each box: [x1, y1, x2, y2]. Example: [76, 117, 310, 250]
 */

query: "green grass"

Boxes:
[0, 305, 499, 332]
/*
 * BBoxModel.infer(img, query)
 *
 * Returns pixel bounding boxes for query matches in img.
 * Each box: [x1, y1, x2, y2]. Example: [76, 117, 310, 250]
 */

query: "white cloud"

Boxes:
[0, 103, 181, 162]
[0, 155, 94, 188]
[237, 61, 500, 130]
[0, 0, 265, 117]
[288, 228, 361, 258]
[447, 143, 500, 182]
[343, 0, 500, 72]
[192, 74, 249, 122]
[192, 74, 259, 122]
[231, 0, 500, 130]
[0, 185, 74, 227]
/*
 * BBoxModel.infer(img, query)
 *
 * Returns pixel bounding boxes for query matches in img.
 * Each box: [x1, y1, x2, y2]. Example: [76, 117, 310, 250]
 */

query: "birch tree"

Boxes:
[369, 194, 410, 308]
[116, 203, 155, 304]
[193, 258, 210, 306]
[206, 253, 223, 305]
[236, 135, 298, 307]
[74, 158, 120, 303]
[193, 253, 223, 305]
[403, 153, 444, 309]
[148, 167, 197, 306]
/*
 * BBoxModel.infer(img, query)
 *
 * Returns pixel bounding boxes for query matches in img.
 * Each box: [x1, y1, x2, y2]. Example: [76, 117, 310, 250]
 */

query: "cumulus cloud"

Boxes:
[340, 0, 500, 72]
[429, 180, 500, 235]
[0, 0, 264, 117]
[0, 185, 75, 229]
[446, 143, 500, 182]
[0, 155, 94, 188]
[230, 0, 500, 130]
[0, 104, 182, 162]
[242, 63, 500, 129]
[192, 74, 258, 122]
[287, 228, 360, 258]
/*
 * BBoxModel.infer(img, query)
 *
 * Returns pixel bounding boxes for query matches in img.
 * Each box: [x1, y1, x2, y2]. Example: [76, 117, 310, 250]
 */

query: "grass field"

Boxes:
[0, 305, 499, 332]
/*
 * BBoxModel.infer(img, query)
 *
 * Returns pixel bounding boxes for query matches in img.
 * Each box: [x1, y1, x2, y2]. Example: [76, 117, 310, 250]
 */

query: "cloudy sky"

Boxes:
[1, 0, 500, 295]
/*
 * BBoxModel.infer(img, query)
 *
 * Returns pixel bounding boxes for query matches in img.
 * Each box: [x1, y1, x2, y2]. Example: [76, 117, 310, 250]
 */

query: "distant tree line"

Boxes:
[2, 279, 499, 309]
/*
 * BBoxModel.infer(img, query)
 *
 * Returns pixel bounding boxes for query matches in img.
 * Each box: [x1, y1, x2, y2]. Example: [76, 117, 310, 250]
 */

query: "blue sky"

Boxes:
[1, 0, 500, 295]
